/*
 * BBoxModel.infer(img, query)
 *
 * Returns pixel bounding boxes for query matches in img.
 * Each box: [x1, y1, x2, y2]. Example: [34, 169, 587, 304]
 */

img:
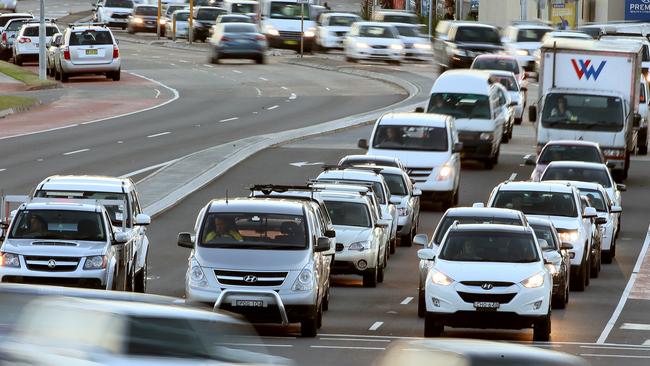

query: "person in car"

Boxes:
[381, 127, 404, 145]
[550, 96, 575, 120]
[204, 217, 243, 242]
[26, 215, 47, 237]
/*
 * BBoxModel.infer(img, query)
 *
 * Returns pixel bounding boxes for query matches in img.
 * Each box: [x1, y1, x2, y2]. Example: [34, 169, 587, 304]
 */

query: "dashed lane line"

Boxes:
[509, 172, 517, 181]
[63, 148, 90, 156]
[233, 70, 242, 74]
[400, 297, 413, 305]
[120, 159, 180, 179]
[259, 76, 268, 81]
[255, 87, 262, 97]
[319, 338, 390, 343]
[369, 321, 383, 331]
[267, 105, 279, 110]
[310, 345, 385, 351]
[147, 131, 171, 138]
[621, 323, 650, 331]
[581, 354, 650, 359]
[281, 86, 288, 90]
[0, 169, 6, 172]
[289, 93, 297, 100]
[219, 117, 239, 122]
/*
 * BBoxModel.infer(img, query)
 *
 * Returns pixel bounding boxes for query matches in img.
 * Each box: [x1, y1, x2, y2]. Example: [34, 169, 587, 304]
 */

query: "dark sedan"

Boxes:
[208, 22, 267, 64]
[193, 6, 227, 42]
[127, 4, 159, 34]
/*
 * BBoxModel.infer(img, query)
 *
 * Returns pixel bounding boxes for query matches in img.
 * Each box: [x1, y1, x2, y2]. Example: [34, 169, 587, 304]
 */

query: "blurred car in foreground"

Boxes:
[208, 22, 267, 64]
[377, 339, 589, 366]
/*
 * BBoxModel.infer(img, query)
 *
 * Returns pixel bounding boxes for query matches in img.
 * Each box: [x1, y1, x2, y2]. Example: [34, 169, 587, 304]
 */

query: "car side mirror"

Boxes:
[376, 219, 391, 228]
[113, 232, 129, 244]
[412, 188, 422, 197]
[606, 161, 616, 169]
[523, 154, 536, 166]
[543, 258, 553, 265]
[560, 242, 573, 251]
[417, 248, 436, 261]
[634, 113, 641, 128]
[325, 229, 336, 238]
[528, 105, 537, 122]
[610, 205, 622, 213]
[414, 106, 424, 113]
[134, 213, 151, 226]
[453, 142, 463, 153]
[389, 197, 401, 205]
[595, 217, 607, 225]
[413, 234, 428, 246]
[315, 236, 331, 252]
[177, 232, 194, 248]
[583, 206, 598, 218]
[357, 139, 368, 150]
[616, 183, 627, 192]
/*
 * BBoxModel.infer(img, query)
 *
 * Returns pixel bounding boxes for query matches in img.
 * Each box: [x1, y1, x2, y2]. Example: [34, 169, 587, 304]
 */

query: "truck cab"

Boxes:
[260, 0, 316, 52]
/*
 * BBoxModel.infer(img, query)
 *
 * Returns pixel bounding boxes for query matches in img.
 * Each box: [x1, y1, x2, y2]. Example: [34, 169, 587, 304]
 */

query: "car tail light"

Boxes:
[255, 34, 265, 41]
[1, 33, 6, 43]
[113, 45, 119, 58]
[63, 47, 70, 60]
[220, 36, 231, 42]
[18, 37, 31, 44]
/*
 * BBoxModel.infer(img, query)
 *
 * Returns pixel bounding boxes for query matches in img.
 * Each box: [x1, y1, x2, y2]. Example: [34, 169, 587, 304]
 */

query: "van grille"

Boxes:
[407, 167, 433, 182]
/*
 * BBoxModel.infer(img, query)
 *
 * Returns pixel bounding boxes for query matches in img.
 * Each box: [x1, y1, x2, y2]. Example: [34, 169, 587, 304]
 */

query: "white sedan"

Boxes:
[344, 21, 404, 65]
[391, 22, 432, 61]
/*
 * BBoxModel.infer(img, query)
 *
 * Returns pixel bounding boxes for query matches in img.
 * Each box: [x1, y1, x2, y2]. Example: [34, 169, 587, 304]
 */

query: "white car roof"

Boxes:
[432, 70, 493, 94]
[378, 112, 450, 127]
[340, 154, 403, 165]
[496, 181, 574, 193]
[453, 22, 497, 29]
[543, 180, 605, 192]
[509, 24, 552, 31]
[488, 70, 517, 78]
[545, 161, 608, 170]
[544, 140, 601, 148]
[318, 169, 383, 183]
[37, 175, 132, 194]
[318, 192, 372, 204]
[324, 12, 359, 18]
[444, 206, 524, 219]
[21, 201, 103, 212]
[356, 21, 395, 28]
[526, 217, 555, 227]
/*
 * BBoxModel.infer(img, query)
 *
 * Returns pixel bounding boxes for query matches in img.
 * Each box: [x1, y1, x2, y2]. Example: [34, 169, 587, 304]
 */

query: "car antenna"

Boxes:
[225, 189, 229, 204]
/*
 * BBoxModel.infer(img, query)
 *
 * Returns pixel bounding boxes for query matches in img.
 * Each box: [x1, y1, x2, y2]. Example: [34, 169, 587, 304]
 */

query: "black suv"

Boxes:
[433, 22, 503, 72]
[192, 6, 227, 42]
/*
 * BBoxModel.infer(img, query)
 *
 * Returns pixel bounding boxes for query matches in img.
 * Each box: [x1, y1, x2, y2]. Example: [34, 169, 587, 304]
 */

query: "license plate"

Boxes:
[235, 300, 264, 307]
[284, 40, 298, 45]
[474, 301, 500, 310]
[85, 49, 98, 55]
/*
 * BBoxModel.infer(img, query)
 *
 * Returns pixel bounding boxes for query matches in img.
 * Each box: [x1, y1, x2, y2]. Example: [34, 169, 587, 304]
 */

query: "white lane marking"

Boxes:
[281, 86, 288, 90]
[179, 59, 189, 63]
[326, 87, 331, 91]
[220, 343, 293, 348]
[219, 117, 239, 123]
[643, 340, 650, 346]
[509, 172, 517, 181]
[0, 169, 6, 172]
[154, 88, 161, 99]
[152, 56, 161, 59]
[581, 354, 650, 359]
[36, 158, 44, 162]
[621, 323, 650, 331]
[120, 159, 181, 179]
[597, 225, 650, 344]
[259, 76, 268, 81]
[147, 131, 171, 138]
[63, 148, 90, 156]
[311, 345, 385, 351]
[233, 70, 242, 74]
[319, 338, 391, 343]
[289, 93, 297, 100]
[169, 63, 176, 66]
[255, 87, 262, 96]
[203, 64, 214, 68]
[368, 321, 383, 331]
[267, 105, 279, 110]
[400, 297, 413, 305]
[117, 141, 124, 144]
[581, 345, 650, 351]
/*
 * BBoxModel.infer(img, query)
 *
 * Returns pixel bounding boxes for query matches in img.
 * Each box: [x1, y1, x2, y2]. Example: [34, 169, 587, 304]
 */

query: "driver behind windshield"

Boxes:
[550, 96, 575, 120]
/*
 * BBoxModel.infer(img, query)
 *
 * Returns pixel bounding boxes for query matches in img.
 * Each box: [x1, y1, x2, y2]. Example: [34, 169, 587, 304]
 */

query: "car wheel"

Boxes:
[134, 256, 147, 293]
[363, 266, 378, 288]
[585, 257, 591, 286]
[256, 55, 266, 64]
[401, 231, 413, 247]
[54, 68, 61, 80]
[440, 192, 454, 210]
[14, 55, 21, 66]
[418, 288, 425, 318]
[514, 117, 522, 125]
[502, 130, 510, 143]
[127, 27, 134, 34]
[322, 288, 330, 311]
[638, 128, 648, 155]
[453, 186, 460, 205]
[571, 261, 586, 292]
[590, 252, 599, 278]
[389, 236, 396, 254]
[424, 313, 443, 337]
[111, 70, 120, 81]
[377, 256, 385, 283]
[484, 158, 494, 170]
[552, 286, 567, 309]
[300, 315, 318, 337]
[61, 71, 69, 82]
[533, 313, 551, 341]
[345, 56, 357, 63]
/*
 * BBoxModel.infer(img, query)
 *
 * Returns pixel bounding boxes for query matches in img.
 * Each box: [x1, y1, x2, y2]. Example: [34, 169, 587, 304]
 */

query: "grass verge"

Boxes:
[0, 61, 59, 89]
[0, 95, 39, 111]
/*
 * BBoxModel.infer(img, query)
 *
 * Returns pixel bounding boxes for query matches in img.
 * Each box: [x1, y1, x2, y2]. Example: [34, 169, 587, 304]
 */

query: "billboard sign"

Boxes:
[625, 0, 650, 21]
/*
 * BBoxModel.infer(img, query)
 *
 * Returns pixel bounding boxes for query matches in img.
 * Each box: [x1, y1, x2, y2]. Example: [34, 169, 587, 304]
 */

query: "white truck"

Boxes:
[529, 38, 643, 181]
[260, 0, 317, 52]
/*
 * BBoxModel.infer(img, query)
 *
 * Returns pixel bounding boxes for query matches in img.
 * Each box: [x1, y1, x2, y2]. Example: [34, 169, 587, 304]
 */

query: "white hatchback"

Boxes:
[55, 24, 121, 82]
[344, 21, 404, 65]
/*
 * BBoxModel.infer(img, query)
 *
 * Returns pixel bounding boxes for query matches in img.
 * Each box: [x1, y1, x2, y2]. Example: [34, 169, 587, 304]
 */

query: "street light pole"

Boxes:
[38, 0, 46, 80]
[189, 0, 193, 44]
[300, 2, 304, 58]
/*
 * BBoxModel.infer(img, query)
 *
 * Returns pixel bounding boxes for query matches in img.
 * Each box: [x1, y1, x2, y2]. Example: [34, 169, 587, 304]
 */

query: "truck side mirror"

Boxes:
[528, 105, 537, 122]
[315, 237, 331, 252]
[325, 229, 336, 238]
[357, 139, 368, 149]
[113, 232, 129, 244]
[414, 106, 424, 113]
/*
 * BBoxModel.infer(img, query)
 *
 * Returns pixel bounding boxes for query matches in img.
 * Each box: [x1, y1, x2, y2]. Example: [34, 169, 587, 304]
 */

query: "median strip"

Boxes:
[0, 61, 59, 90]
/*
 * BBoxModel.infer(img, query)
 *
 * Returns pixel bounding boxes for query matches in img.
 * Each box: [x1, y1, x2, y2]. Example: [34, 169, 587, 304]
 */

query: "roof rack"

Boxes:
[249, 184, 321, 195]
[69, 22, 107, 28]
[598, 30, 650, 42]
[322, 165, 383, 174]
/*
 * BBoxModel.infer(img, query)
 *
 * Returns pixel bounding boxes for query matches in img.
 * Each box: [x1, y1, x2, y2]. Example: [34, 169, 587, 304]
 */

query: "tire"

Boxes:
[453, 187, 460, 205]
[585, 257, 591, 287]
[638, 128, 648, 155]
[571, 261, 586, 292]
[111, 70, 121, 81]
[256, 55, 266, 64]
[127, 27, 134, 34]
[417, 288, 425, 318]
[502, 129, 510, 143]
[345, 56, 356, 63]
[552, 282, 567, 309]
[14, 55, 21, 66]
[322, 288, 330, 311]
[377, 257, 385, 284]
[300, 315, 318, 337]
[514, 117, 522, 125]
[363, 266, 378, 288]
[401, 229, 413, 247]
[61, 71, 69, 82]
[590, 252, 599, 278]
[54, 68, 61, 80]
[134, 257, 147, 293]
[389, 237, 396, 255]
[484, 158, 494, 170]
[440, 192, 454, 210]
[424, 313, 443, 337]
[533, 313, 551, 342]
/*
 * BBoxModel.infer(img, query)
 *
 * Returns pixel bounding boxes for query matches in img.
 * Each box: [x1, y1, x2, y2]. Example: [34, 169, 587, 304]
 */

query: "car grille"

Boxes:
[336, 243, 344, 252]
[371, 45, 388, 49]
[214, 270, 287, 286]
[334, 31, 347, 37]
[460, 281, 515, 287]
[404, 43, 413, 48]
[407, 167, 433, 182]
[457, 291, 517, 304]
[112, 13, 129, 19]
[278, 31, 301, 40]
[24, 255, 80, 272]
[459, 131, 480, 141]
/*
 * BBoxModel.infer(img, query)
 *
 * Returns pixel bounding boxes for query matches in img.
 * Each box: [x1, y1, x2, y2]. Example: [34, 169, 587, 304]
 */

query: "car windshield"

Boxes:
[383, 15, 417, 24]
[541, 167, 612, 188]
[224, 24, 257, 33]
[531, 225, 558, 250]
[455, 26, 500, 44]
[69, 30, 114, 45]
[324, 201, 371, 227]
[473, 58, 518, 74]
[34, 190, 130, 226]
[427, 93, 490, 119]
[372, 125, 448, 151]
[359, 25, 396, 38]
[175, 12, 190, 21]
[135, 6, 157, 16]
[381, 173, 407, 196]
[516, 28, 549, 42]
[105, 0, 133, 8]
[6, 19, 28, 31]
[329, 16, 357, 27]
[197, 8, 226, 20]
[492, 191, 578, 217]
[22, 26, 58, 37]
[433, 216, 523, 243]
[538, 144, 603, 164]
[394, 25, 421, 37]
[232, 3, 255, 13]
[9, 209, 106, 241]
[0, 16, 30, 27]
[541, 93, 624, 132]
[580, 189, 607, 212]
[491, 74, 518, 91]
[439, 231, 539, 263]
[200, 213, 307, 249]
[270, 2, 309, 20]
[166, 5, 185, 15]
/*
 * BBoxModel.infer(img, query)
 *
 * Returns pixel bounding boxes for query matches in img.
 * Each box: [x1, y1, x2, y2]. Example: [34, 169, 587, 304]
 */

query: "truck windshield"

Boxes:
[270, 2, 309, 20]
[10, 210, 106, 241]
[324, 201, 371, 228]
[372, 125, 448, 152]
[541, 93, 624, 132]
[427, 93, 491, 119]
[200, 213, 307, 249]
[455, 26, 500, 44]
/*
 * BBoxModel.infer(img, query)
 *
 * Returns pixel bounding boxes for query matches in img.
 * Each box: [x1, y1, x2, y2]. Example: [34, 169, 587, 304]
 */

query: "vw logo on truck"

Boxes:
[571, 59, 607, 80]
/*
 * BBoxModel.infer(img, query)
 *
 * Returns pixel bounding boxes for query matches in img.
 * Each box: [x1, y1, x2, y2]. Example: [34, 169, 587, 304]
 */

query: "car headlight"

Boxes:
[189, 258, 208, 287]
[479, 132, 493, 141]
[356, 41, 369, 49]
[0, 252, 20, 268]
[390, 43, 403, 50]
[436, 164, 453, 181]
[603, 149, 625, 158]
[266, 26, 279, 36]
[414, 43, 431, 49]
[545, 262, 559, 275]
[521, 271, 545, 288]
[303, 28, 315, 38]
[430, 270, 454, 286]
[558, 230, 579, 243]
[133, 17, 143, 24]
[397, 207, 409, 216]
[160, 18, 167, 25]
[516, 49, 529, 56]
[349, 241, 371, 251]
[292, 267, 314, 291]
[83, 255, 107, 270]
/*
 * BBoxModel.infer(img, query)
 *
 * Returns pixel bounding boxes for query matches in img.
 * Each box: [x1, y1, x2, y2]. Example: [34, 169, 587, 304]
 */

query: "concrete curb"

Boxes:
[139, 60, 426, 217]
[0, 100, 42, 119]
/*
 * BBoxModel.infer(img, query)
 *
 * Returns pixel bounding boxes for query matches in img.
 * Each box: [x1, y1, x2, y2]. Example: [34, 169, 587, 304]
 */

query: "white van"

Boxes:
[223, 0, 259, 20]
[260, 0, 316, 51]
[427, 70, 510, 169]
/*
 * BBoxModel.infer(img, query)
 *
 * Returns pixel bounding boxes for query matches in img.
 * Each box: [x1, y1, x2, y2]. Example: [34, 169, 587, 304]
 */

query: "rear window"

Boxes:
[6, 20, 28, 31]
[134, 6, 157, 16]
[22, 26, 59, 37]
[382, 14, 417, 24]
[472, 58, 518, 74]
[394, 25, 421, 37]
[491, 74, 518, 91]
[104, 0, 133, 8]
[455, 26, 500, 44]
[69, 30, 114, 45]
[224, 23, 257, 33]
[175, 12, 190, 21]
[516, 28, 548, 42]
[325, 201, 371, 228]
[166, 5, 185, 16]
[231, 3, 256, 13]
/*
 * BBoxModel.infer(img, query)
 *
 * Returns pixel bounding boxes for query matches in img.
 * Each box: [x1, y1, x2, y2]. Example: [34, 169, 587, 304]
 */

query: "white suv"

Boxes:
[487, 181, 598, 292]
[359, 112, 462, 209]
[418, 223, 552, 341]
[12, 21, 59, 65]
[95, 0, 134, 29]
[54, 24, 121, 82]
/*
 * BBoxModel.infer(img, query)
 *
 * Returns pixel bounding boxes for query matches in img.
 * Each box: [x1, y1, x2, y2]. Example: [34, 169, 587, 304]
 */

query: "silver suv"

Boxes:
[178, 197, 333, 337]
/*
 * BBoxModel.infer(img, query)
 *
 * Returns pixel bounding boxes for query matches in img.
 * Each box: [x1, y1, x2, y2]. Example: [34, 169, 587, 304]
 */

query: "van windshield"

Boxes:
[372, 125, 448, 151]
[427, 93, 490, 119]
[541, 93, 624, 132]
[200, 213, 308, 249]
[270, 2, 309, 20]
